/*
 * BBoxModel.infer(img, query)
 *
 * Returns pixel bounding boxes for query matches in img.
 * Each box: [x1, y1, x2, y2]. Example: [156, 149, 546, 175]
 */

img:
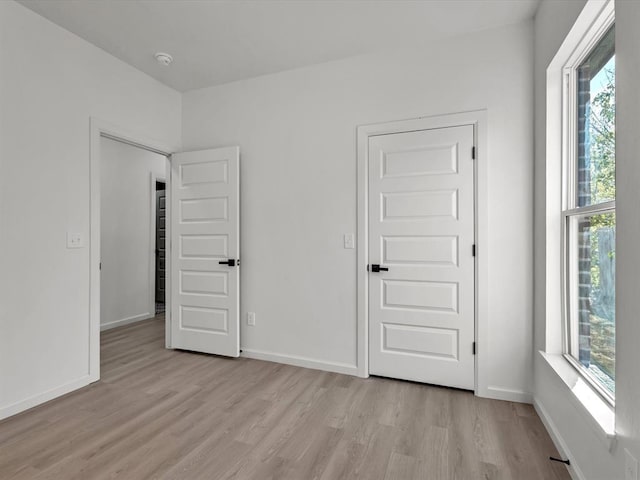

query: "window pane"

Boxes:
[573, 212, 615, 395]
[576, 25, 615, 207]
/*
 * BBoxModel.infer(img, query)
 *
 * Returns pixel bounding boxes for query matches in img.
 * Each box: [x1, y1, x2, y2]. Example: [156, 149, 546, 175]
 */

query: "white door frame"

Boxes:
[356, 110, 489, 397]
[149, 174, 166, 319]
[89, 117, 178, 383]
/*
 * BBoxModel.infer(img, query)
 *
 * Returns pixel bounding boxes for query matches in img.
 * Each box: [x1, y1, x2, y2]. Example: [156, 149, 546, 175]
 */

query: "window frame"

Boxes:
[560, 8, 616, 406]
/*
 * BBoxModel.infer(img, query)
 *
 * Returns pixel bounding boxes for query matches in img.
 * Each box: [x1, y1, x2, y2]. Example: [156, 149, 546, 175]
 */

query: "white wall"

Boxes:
[534, 0, 640, 478]
[100, 138, 166, 330]
[0, 1, 181, 419]
[182, 22, 535, 400]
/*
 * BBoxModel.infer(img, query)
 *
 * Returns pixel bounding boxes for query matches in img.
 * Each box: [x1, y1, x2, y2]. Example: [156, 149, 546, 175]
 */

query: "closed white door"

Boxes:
[368, 125, 475, 389]
[170, 147, 240, 357]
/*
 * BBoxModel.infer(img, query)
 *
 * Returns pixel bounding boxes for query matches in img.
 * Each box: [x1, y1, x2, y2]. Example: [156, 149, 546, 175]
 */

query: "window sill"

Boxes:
[539, 351, 615, 449]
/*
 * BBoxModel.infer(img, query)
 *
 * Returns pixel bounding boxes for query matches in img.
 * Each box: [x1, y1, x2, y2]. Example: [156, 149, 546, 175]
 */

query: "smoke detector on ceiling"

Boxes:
[154, 52, 173, 66]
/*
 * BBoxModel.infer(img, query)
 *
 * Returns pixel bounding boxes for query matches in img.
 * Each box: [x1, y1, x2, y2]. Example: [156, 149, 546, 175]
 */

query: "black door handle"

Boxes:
[219, 259, 236, 267]
[370, 264, 388, 272]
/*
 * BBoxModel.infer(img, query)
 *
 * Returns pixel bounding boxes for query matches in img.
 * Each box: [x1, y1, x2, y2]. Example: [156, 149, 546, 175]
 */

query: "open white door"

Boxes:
[170, 147, 239, 357]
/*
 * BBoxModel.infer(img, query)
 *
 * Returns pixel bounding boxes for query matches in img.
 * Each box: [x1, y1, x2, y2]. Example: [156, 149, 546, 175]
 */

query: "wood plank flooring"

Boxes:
[0, 315, 570, 479]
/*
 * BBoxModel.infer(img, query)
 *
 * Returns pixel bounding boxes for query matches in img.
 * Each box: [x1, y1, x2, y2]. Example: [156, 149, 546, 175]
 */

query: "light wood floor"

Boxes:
[0, 315, 570, 480]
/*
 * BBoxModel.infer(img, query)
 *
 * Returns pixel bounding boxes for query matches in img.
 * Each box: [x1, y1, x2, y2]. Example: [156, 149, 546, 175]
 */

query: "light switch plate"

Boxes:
[67, 232, 84, 248]
[247, 312, 256, 326]
[625, 449, 638, 480]
[344, 233, 355, 249]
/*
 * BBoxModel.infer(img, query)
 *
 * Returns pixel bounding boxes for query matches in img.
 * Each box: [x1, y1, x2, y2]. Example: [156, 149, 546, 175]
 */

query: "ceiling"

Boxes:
[18, 0, 540, 92]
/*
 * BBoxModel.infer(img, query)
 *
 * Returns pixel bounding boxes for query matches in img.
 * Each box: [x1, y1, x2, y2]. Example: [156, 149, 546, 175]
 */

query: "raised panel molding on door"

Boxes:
[171, 147, 240, 357]
[368, 125, 475, 390]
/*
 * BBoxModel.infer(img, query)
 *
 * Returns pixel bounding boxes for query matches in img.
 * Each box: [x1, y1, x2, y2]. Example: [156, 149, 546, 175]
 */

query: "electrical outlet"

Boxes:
[344, 233, 355, 249]
[626, 449, 638, 480]
[247, 312, 256, 326]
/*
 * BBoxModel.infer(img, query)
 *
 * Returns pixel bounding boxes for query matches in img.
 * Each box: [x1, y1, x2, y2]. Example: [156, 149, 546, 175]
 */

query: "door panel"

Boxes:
[383, 279, 458, 312]
[368, 125, 475, 389]
[383, 324, 458, 359]
[181, 235, 228, 258]
[382, 235, 458, 265]
[382, 189, 458, 220]
[171, 147, 239, 357]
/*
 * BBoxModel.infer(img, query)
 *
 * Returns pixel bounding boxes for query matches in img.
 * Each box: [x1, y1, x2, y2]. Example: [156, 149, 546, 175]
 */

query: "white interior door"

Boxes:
[170, 147, 240, 357]
[368, 125, 475, 389]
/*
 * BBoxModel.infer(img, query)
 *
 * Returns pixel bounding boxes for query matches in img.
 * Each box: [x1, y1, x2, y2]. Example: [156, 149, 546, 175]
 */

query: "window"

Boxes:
[563, 23, 615, 402]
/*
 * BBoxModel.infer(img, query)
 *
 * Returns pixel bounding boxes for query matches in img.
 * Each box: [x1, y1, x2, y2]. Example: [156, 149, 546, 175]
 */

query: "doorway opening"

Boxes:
[89, 119, 176, 383]
[99, 136, 168, 334]
[90, 119, 242, 384]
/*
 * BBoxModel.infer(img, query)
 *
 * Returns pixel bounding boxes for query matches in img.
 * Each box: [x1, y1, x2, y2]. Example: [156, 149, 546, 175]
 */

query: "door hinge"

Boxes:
[473, 342, 476, 355]
[472, 146, 476, 159]
[472, 244, 476, 257]
[99, 262, 102, 271]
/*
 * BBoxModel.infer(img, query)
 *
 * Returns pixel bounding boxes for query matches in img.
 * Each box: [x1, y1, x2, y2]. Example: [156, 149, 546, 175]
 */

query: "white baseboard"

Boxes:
[480, 385, 533, 404]
[100, 312, 154, 331]
[534, 397, 586, 480]
[0, 375, 91, 421]
[240, 348, 359, 376]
